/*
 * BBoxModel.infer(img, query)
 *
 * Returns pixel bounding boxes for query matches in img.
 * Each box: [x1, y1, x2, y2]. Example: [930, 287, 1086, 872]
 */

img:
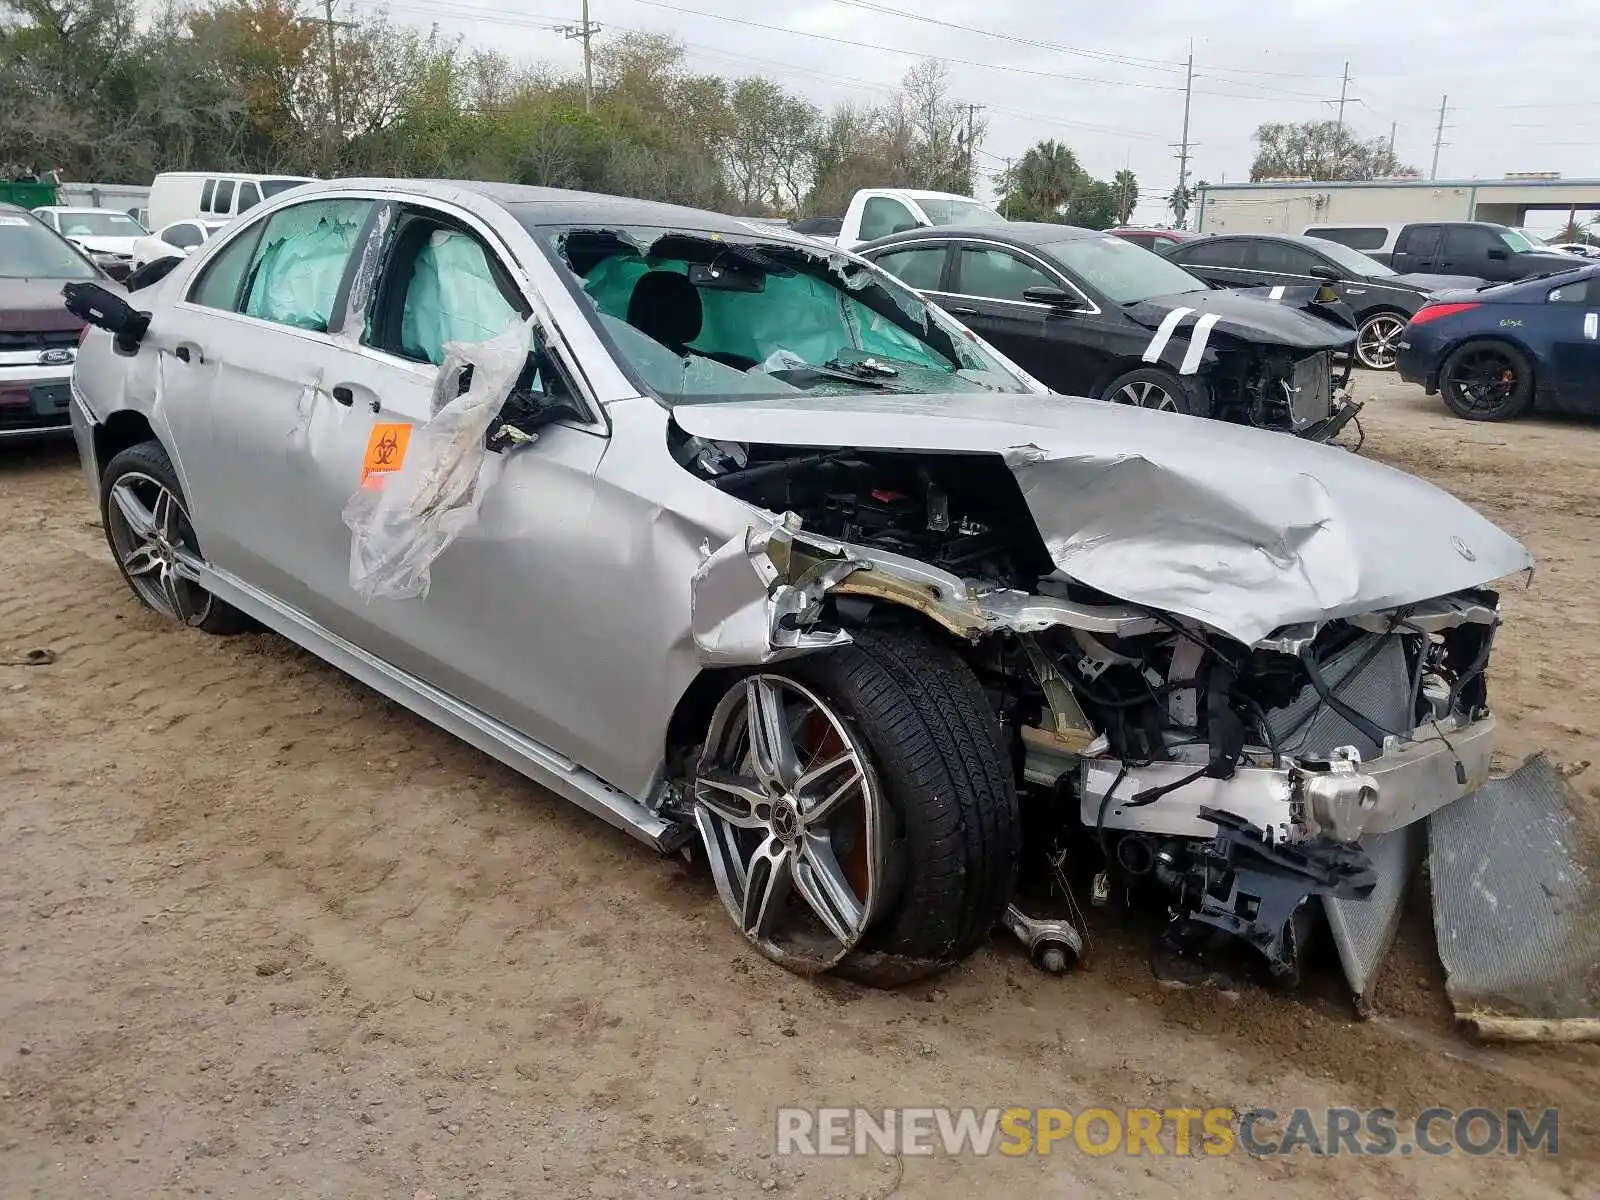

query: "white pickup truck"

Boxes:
[807, 188, 1007, 249]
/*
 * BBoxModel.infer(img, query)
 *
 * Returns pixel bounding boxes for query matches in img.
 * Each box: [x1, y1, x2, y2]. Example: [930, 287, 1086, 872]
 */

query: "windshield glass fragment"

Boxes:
[523, 219, 1031, 404]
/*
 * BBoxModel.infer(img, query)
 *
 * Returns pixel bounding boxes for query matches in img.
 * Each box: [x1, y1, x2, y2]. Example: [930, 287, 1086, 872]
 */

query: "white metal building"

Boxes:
[1194, 176, 1600, 235]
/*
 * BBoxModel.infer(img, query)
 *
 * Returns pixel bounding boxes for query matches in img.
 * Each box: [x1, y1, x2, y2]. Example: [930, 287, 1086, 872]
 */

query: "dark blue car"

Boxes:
[1397, 262, 1600, 420]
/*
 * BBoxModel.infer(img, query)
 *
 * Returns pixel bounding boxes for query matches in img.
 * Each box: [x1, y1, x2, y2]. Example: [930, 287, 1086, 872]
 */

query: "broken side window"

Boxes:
[240, 197, 374, 332]
[399, 230, 521, 365]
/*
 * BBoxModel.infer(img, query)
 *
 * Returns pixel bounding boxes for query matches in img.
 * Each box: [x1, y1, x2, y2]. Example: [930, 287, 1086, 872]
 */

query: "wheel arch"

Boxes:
[93, 409, 161, 483]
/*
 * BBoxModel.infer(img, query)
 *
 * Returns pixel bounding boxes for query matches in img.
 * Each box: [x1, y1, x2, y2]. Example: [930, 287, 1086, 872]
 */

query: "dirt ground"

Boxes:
[2, 373, 1597, 1200]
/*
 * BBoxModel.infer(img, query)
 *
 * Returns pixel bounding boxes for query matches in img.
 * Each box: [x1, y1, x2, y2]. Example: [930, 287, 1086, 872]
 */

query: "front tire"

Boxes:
[690, 626, 1020, 985]
[1353, 311, 1407, 370]
[1438, 340, 1535, 421]
[100, 440, 250, 635]
[1100, 366, 1196, 415]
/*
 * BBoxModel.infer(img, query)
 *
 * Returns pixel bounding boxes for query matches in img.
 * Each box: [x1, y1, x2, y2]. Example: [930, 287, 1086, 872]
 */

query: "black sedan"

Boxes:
[1160, 232, 1484, 371]
[855, 223, 1360, 440]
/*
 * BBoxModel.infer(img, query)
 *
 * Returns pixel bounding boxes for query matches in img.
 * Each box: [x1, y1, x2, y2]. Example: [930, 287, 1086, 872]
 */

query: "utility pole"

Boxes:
[1388, 121, 1397, 159]
[1172, 40, 1194, 229]
[1335, 62, 1351, 136]
[1001, 157, 1012, 219]
[299, 1, 357, 153]
[958, 103, 983, 186]
[559, 0, 600, 113]
[1430, 94, 1449, 180]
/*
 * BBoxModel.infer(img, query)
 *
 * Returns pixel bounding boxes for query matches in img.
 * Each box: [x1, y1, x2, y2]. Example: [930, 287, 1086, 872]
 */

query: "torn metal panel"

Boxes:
[1429, 754, 1600, 1026]
[670, 391, 1533, 647]
[1323, 824, 1419, 1010]
[342, 316, 534, 601]
[689, 512, 859, 665]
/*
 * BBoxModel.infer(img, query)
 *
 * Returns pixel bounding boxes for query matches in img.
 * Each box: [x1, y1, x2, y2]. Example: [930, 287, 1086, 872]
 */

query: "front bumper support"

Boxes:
[1080, 714, 1496, 845]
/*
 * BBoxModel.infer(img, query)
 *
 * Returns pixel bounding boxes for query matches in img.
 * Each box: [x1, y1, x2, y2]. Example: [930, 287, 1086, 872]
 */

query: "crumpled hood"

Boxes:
[1124, 288, 1356, 351]
[1390, 271, 1484, 292]
[673, 392, 1532, 645]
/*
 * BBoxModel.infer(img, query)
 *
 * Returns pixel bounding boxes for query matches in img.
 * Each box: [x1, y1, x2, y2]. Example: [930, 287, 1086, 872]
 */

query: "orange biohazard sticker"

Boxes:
[361, 422, 412, 488]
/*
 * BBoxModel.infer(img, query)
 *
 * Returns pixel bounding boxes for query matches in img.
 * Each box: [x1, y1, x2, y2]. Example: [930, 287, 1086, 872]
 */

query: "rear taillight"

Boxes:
[1410, 302, 1481, 325]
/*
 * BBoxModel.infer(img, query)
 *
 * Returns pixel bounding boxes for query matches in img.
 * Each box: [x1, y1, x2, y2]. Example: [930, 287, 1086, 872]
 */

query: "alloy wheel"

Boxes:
[105, 471, 214, 626]
[1444, 348, 1520, 416]
[1355, 314, 1407, 370]
[1113, 380, 1178, 411]
[693, 674, 885, 973]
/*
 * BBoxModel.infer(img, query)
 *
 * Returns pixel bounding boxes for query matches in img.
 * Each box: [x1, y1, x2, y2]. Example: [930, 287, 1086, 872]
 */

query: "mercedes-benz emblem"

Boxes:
[39, 348, 74, 366]
[1451, 535, 1476, 562]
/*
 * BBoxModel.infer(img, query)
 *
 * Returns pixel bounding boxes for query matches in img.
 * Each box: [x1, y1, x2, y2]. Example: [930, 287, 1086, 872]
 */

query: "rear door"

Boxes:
[1393, 224, 1443, 274]
[1165, 237, 1251, 289]
[158, 194, 378, 609]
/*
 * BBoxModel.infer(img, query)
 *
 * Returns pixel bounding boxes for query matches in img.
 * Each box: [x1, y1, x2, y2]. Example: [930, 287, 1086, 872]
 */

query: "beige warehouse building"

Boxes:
[1194, 176, 1600, 235]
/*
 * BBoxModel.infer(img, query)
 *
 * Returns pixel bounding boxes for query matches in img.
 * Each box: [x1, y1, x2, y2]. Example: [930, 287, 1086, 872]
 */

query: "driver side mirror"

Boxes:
[489, 348, 586, 448]
[62, 281, 151, 354]
[1308, 264, 1342, 281]
[1022, 285, 1087, 312]
[1487, 248, 1509, 261]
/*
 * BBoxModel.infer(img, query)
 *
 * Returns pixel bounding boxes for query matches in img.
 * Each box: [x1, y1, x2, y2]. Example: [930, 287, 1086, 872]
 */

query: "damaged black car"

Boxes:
[857, 222, 1361, 440]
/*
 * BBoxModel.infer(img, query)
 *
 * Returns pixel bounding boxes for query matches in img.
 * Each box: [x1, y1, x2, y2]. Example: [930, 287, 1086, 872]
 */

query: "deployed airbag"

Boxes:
[244, 198, 371, 331]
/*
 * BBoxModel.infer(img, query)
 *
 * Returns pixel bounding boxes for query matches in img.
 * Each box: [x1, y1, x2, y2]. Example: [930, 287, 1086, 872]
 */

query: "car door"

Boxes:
[289, 199, 614, 763]
[1392, 225, 1442, 275]
[867, 242, 952, 297]
[157, 194, 379, 610]
[857, 195, 921, 243]
[1442, 225, 1507, 280]
[1166, 238, 1251, 289]
[946, 240, 1117, 391]
[1236, 239, 1308, 290]
[1544, 276, 1600, 408]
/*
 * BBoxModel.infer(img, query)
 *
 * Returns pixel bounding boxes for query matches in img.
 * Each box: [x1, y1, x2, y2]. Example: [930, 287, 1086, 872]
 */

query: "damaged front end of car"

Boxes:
[1128, 289, 1361, 442]
[675, 395, 1533, 994]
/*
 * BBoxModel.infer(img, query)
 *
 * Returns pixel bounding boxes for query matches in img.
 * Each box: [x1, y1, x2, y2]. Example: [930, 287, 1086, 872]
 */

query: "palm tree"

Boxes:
[1004, 139, 1082, 220]
[1112, 169, 1138, 224]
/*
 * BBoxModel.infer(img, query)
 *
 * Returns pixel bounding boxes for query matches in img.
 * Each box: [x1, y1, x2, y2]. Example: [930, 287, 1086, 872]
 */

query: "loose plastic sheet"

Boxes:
[342, 317, 534, 601]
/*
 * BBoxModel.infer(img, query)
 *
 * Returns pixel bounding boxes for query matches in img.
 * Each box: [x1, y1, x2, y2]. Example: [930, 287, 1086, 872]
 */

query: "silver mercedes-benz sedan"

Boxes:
[64, 179, 1532, 989]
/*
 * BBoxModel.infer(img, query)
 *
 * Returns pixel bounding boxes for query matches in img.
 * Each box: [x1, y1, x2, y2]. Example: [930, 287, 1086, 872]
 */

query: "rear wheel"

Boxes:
[1100, 367, 1196, 415]
[1353, 311, 1407, 370]
[690, 626, 1020, 985]
[100, 440, 250, 635]
[1438, 340, 1534, 421]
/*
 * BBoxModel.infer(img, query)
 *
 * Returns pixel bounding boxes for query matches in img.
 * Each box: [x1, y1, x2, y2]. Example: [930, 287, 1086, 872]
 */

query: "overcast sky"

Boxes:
[362, 0, 1600, 230]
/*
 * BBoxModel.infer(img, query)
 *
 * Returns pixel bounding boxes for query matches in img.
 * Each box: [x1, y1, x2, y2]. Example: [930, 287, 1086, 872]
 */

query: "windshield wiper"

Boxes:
[770, 364, 888, 389]
[823, 356, 901, 379]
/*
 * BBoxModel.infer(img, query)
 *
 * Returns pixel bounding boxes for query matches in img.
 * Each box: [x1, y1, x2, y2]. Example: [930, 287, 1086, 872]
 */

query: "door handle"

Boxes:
[332, 385, 354, 407]
[174, 342, 202, 364]
[946, 305, 979, 316]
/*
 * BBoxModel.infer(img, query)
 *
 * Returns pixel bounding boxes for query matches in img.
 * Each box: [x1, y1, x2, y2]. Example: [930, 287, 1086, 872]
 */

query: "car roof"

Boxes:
[36, 206, 130, 215]
[860, 222, 1106, 252]
[1200, 232, 1331, 247]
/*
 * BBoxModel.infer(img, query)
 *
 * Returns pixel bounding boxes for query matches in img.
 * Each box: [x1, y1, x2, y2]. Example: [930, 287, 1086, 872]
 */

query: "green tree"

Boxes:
[1112, 168, 1138, 224]
[1250, 120, 1416, 183]
[1000, 139, 1083, 221]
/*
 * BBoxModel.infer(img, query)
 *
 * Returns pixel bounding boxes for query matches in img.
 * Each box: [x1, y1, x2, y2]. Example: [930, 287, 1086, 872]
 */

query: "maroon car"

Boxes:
[1107, 227, 1203, 254]
[0, 203, 113, 440]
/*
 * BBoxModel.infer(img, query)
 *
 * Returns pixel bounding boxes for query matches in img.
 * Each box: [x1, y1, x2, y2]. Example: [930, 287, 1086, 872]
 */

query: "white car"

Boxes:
[1545, 242, 1600, 259]
[33, 206, 147, 275]
[130, 219, 230, 271]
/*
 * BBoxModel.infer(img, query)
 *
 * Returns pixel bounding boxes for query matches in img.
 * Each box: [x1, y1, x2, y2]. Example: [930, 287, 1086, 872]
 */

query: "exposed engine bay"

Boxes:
[675, 425, 1503, 985]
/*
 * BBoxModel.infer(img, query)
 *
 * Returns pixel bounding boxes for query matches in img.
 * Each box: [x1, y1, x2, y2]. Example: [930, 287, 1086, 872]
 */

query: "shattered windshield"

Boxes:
[1042, 235, 1209, 304]
[524, 220, 1032, 403]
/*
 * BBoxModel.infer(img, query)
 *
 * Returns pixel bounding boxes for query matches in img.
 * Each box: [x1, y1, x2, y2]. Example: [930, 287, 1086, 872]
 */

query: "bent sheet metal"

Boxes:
[671, 391, 1532, 646]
